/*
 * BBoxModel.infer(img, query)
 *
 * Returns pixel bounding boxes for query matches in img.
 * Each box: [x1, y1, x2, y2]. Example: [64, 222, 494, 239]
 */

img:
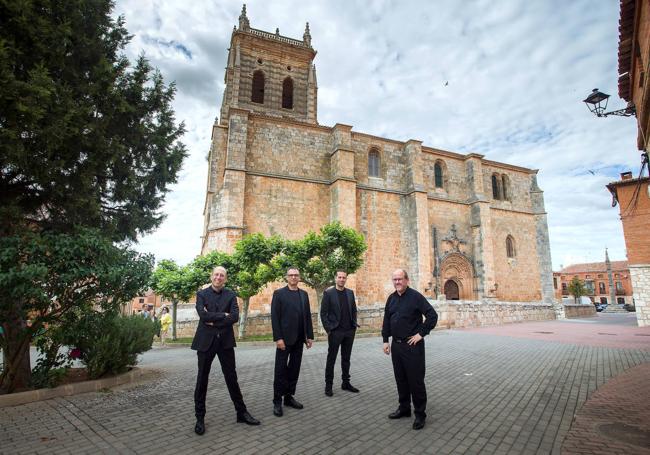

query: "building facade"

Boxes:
[553, 254, 634, 306]
[202, 7, 555, 312]
[611, 0, 650, 326]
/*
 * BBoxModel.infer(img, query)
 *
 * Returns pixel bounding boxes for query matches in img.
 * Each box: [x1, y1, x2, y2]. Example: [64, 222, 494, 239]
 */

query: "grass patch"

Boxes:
[166, 333, 275, 343]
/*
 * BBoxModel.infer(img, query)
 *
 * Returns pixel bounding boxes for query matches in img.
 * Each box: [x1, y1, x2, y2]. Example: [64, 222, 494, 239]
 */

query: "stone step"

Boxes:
[602, 306, 628, 313]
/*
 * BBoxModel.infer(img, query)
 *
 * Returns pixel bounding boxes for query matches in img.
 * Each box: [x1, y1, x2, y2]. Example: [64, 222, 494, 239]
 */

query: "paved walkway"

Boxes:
[1, 313, 649, 454]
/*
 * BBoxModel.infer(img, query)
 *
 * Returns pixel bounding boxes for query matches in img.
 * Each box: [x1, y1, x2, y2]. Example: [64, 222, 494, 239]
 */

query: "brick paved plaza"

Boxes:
[1, 313, 649, 454]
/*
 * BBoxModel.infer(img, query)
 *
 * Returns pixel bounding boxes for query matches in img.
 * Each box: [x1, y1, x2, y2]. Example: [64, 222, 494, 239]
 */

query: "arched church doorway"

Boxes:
[444, 280, 460, 300]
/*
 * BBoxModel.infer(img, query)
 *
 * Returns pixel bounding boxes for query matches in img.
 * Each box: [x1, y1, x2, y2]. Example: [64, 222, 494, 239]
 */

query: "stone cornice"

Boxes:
[482, 159, 538, 175]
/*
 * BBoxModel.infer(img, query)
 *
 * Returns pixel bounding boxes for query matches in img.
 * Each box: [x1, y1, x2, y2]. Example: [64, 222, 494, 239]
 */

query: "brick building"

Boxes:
[606, 0, 650, 326]
[201, 7, 555, 313]
[553, 253, 634, 305]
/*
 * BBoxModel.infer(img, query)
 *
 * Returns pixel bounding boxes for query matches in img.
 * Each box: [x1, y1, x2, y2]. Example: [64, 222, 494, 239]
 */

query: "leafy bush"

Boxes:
[70, 311, 157, 379]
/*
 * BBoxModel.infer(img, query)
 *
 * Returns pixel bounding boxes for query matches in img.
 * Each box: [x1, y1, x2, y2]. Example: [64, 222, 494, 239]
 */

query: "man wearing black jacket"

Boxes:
[271, 267, 314, 417]
[191, 266, 260, 435]
[382, 269, 438, 430]
[320, 270, 360, 396]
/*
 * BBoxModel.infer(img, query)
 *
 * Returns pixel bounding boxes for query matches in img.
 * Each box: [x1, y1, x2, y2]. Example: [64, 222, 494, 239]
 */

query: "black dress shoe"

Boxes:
[341, 382, 359, 393]
[273, 402, 283, 417]
[284, 396, 304, 409]
[237, 411, 261, 425]
[413, 418, 426, 430]
[325, 386, 333, 397]
[388, 408, 412, 419]
[194, 418, 205, 435]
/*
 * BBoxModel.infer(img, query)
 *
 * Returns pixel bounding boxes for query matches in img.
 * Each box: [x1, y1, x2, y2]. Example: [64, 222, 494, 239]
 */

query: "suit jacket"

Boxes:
[191, 286, 239, 352]
[320, 286, 359, 333]
[271, 286, 314, 346]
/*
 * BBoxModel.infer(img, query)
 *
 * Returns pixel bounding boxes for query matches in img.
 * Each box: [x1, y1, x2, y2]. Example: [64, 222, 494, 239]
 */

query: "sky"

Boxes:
[113, 0, 641, 271]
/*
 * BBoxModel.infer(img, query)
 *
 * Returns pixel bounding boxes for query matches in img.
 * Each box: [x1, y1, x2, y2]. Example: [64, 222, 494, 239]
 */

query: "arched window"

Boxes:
[434, 161, 444, 188]
[501, 175, 508, 200]
[368, 149, 380, 178]
[282, 77, 293, 109]
[598, 282, 606, 294]
[491, 174, 501, 199]
[506, 235, 516, 258]
[251, 70, 265, 104]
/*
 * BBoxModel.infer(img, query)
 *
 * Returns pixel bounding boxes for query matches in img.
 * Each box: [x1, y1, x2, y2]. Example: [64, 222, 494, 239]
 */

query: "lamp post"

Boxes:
[582, 88, 636, 117]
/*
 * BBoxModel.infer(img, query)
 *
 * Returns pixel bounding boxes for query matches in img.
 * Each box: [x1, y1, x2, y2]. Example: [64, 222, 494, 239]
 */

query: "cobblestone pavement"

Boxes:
[2, 314, 649, 455]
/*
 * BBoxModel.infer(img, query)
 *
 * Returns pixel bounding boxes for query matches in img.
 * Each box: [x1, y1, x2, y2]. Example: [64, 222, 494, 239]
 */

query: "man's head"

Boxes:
[335, 270, 348, 289]
[286, 267, 300, 287]
[391, 269, 409, 294]
[211, 266, 228, 289]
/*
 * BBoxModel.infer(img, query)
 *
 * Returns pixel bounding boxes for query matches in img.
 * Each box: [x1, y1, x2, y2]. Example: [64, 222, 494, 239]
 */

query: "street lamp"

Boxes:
[583, 88, 636, 117]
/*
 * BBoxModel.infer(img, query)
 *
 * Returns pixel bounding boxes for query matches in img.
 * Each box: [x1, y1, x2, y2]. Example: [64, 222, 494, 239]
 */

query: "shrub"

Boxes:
[71, 311, 157, 379]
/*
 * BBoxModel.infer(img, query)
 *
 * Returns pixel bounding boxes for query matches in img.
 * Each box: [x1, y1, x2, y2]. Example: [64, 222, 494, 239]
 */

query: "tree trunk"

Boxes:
[238, 297, 250, 340]
[0, 319, 32, 394]
[172, 300, 178, 341]
[314, 286, 325, 335]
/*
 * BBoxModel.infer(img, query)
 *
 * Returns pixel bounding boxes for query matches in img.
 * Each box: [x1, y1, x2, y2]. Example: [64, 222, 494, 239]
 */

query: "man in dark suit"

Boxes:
[191, 266, 260, 435]
[382, 269, 438, 430]
[271, 267, 314, 417]
[320, 270, 360, 396]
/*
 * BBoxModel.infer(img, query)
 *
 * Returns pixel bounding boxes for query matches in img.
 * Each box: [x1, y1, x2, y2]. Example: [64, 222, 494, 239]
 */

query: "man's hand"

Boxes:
[276, 339, 286, 350]
[407, 333, 423, 345]
[383, 342, 390, 355]
[305, 339, 313, 349]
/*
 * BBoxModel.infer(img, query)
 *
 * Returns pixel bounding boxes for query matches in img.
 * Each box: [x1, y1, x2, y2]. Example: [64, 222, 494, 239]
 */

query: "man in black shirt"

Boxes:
[320, 270, 360, 396]
[191, 266, 260, 435]
[382, 269, 438, 430]
[271, 267, 314, 417]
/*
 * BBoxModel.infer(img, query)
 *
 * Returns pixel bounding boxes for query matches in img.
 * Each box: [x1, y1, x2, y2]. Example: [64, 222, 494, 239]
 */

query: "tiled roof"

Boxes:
[559, 261, 629, 274]
[617, 0, 636, 101]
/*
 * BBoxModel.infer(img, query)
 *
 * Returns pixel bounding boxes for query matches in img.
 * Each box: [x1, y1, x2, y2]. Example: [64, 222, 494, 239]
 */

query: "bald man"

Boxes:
[382, 269, 438, 430]
[191, 266, 260, 435]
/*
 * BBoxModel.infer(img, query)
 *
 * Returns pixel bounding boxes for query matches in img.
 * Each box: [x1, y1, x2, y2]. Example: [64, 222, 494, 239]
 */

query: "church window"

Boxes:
[434, 161, 444, 188]
[492, 174, 501, 199]
[506, 235, 516, 258]
[251, 70, 265, 104]
[282, 77, 294, 109]
[598, 282, 606, 294]
[368, 149, 380, 178]
[501, 175, 509, 200]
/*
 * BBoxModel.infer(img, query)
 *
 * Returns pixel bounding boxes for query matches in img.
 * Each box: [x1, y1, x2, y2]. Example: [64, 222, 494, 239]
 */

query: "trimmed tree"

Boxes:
[567, 277, 587, 304]
[278, 222, 367, 333]
[149, 260, 195, 341]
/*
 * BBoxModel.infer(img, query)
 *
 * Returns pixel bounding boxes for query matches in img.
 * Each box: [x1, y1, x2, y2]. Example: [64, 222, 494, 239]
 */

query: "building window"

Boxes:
[553, 277, 557, 289]
[562, 282, 567, 290]
[139, 298, 145, 304]
[491, 174, 500, 199]
[251, 70, 265, 104]
[506, 235, 516, 258]
[282, 77, 293, 109]
[434, 161, 444, 188]
[617, 297, 625, 305]
[368, 149, 380, 178]
[501, 175, 509, 200]
[598, 282, 606, 294]
[585, 275, 591, 279]
[585, 281, 595, 294]
[600, 297, 608, 305]
[616, 281, 624, 292]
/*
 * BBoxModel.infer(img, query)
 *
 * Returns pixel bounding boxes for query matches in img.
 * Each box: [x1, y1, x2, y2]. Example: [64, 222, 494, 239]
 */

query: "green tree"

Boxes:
[0, 229, 153, 393]
[0, 0, 185, 392]
[230, 234, 283, 339]
[278, 222, 367, 333]
[149, 260, 194, 341]
[568, 277, 587, 304]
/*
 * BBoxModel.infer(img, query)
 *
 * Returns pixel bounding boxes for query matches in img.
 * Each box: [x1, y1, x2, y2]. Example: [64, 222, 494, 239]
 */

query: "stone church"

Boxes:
[202, 6, 555, 312]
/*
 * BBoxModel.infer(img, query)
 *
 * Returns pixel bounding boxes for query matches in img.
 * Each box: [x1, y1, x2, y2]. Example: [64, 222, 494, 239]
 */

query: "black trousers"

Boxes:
[391, 339, 427, 419]
[273, 341, 304, 402]
[194, 335, 246, 418]
[325, 328, 356, 385]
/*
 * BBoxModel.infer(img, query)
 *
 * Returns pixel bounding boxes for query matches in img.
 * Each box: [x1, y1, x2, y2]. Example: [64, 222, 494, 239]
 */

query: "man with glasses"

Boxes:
[271, 267, 314, 417]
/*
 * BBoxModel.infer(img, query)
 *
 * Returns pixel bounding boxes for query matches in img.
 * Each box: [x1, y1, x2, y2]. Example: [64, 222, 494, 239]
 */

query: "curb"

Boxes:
[0, 367, 146, 408]
[162, 331, 385, 348]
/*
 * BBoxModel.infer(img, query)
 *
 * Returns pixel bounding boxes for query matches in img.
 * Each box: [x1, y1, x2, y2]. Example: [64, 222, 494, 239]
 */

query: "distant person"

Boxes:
[141, 304, 149, 319]
[271, 267, 314, 417]
[320, 270, 359, 396]
[159, 306, 172, 346]
[382, 269, 438, 430]
[191, 266, 260, 435]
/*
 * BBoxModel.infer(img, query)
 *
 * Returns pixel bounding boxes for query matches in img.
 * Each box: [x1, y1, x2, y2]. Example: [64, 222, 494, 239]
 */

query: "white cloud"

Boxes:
[114, 0, 639, 269]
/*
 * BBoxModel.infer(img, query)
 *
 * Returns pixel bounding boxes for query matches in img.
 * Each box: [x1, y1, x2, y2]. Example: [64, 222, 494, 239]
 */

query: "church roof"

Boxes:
[559, 261, 629, 274]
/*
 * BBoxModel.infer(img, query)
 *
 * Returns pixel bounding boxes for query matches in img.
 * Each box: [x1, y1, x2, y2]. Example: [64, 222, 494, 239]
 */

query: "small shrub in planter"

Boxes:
[71, 311, 157, 379]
